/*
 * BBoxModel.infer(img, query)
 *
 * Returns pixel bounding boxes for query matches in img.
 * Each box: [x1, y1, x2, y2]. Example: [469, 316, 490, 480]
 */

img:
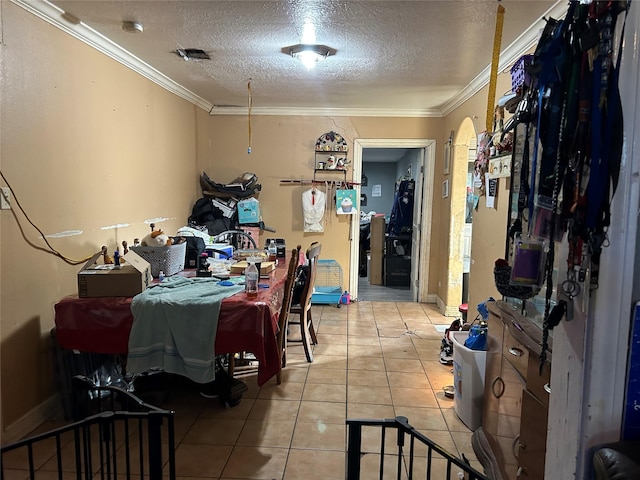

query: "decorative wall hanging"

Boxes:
[314, 131, 351, 173]
[315, 131, 348, 152]
[336, 189, 357, 215]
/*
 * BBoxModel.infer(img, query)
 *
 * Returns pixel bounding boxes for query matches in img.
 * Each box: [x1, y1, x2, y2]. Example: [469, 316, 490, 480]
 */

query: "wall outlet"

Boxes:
[1, 187, 11, 210]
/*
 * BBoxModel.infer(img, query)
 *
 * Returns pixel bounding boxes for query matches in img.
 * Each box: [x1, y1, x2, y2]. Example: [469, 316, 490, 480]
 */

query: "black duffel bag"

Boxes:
[183, 236, 206, 269]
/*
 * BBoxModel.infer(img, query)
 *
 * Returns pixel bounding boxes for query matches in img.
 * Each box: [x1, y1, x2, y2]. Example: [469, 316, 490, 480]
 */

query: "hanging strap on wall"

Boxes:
[486, 3, 506, 133]
[247, 79, 253, 154]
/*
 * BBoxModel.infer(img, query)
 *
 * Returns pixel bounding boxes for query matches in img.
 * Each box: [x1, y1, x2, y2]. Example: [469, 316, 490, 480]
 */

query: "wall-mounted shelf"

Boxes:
[315, 131, 349, 171]
[313, 167, 347, 183]
[315, 151, 349, 170]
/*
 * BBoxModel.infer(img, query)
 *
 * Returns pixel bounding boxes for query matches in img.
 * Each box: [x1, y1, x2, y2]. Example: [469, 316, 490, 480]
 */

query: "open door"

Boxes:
[409, 149, 426, 302]
[350, 139, 435, 302]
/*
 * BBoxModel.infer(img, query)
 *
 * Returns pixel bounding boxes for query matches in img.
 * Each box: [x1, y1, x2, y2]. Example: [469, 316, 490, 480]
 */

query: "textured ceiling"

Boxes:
[46, 0, 560, 115]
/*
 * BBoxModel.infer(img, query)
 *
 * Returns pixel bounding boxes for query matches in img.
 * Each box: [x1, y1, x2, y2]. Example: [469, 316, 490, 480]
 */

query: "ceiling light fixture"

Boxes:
[284, 43, 336, 69]
[121, 20, 143, 33]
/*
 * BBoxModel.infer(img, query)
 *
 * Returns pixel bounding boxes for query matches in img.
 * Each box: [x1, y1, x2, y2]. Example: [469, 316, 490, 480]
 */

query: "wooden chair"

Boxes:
[227, 246, 300, 385]
[289, 242, 321, 362]
[275, 245, 301, 383]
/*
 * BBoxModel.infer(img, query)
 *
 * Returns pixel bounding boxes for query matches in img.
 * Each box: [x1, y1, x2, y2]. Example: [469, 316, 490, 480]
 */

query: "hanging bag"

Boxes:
[464, 320, 488, 351]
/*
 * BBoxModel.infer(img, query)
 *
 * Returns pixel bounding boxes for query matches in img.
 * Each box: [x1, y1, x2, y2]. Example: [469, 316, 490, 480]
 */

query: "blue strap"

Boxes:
[586, 4, 628, 230]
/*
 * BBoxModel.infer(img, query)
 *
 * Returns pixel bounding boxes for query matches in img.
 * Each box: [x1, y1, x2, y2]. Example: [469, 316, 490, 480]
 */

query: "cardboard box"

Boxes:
[230, 261, 275, 275]
[78, 250, 152, 298]
[238, 226, 260, 249]
[370, 216, 386, 254]
[237, 198, 260, 224]
[369, 252, 384, 285]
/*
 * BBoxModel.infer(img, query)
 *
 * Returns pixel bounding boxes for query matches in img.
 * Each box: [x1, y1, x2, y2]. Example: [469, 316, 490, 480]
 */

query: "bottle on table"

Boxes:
[245, 261, 259, 298]
[268, 239, 277, 264]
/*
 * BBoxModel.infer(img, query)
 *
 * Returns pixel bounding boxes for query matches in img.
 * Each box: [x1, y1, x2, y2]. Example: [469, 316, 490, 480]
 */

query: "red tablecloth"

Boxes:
[54, 263, 287, 386]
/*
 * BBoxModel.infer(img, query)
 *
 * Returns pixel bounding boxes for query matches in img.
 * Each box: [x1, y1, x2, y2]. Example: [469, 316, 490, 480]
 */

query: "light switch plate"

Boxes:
[1, 187, 11, 210]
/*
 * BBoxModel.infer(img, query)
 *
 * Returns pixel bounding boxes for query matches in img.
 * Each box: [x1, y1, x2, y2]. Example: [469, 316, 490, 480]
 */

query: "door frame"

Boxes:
[350, 138, 436, 302]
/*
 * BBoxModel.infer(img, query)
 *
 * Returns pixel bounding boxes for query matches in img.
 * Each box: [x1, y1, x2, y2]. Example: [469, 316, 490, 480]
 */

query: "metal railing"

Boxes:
[346, 416, 488, 480]
[2, 378, 175, 480]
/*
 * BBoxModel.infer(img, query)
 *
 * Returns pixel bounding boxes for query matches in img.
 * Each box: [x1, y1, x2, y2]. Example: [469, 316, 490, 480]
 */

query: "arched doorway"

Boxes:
[443, 118, 477, 314]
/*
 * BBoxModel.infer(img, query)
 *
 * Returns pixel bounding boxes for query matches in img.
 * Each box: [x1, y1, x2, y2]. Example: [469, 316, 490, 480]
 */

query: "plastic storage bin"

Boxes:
[451, 330, 487, 430]
[311, 259, 343, 305]
[131, 242, 186, 278]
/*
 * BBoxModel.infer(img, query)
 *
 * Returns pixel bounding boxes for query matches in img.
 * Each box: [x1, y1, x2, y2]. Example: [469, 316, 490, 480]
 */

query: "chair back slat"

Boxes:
[278, 246, 301, 331]
[275, 246, 302, 382]
[299, 242, 321, 311]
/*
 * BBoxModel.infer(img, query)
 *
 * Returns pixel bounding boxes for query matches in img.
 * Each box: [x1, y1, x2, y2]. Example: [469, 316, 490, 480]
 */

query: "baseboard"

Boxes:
[425, 293, 438, 304]
[1, 394, 61, 445]
[434, 295, 461, 317]
[444, 304, 461, 317]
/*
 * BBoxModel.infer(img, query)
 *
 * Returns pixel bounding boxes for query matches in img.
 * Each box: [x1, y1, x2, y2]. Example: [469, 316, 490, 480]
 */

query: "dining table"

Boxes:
[54, 257, 289, 387]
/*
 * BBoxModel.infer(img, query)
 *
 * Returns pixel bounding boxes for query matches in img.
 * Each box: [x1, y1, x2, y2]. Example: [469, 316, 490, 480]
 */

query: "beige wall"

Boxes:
[1, 4, 198, 433]
[442, 73, 514, 317]
[196, 114, 446, 300]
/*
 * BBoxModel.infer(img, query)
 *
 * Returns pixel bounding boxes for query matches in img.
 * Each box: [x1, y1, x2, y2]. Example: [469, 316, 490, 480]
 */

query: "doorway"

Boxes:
[349, 139, 435, 302]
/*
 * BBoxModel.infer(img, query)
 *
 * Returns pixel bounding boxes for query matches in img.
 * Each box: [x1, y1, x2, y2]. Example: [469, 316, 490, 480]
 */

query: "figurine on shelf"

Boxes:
[326, 156, 337, 170]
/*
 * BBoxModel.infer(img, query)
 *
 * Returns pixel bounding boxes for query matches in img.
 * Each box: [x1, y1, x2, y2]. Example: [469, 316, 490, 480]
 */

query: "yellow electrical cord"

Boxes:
[247, 78, 253, 154]
[486, 3, 506, 133]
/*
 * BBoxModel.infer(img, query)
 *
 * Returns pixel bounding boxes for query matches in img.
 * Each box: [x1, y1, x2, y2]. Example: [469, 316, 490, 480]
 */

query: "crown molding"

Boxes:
[439, 0, 568, 117]
[14, 0, 567, 119]
[208, 106, 442, 117]
[11, 0, 213, 111]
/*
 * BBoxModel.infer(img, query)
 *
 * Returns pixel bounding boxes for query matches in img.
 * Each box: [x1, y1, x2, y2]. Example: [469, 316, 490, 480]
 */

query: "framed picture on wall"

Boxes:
[444, 143, 451, 175]
[442, 179, 450, 198]
[444, 130, 454, 175]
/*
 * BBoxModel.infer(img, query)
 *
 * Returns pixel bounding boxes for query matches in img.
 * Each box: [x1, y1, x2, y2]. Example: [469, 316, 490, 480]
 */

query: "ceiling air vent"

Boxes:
[175, 48, 211, 61]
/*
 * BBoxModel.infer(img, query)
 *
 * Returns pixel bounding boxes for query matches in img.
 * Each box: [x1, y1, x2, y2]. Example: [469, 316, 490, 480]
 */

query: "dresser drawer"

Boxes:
[518, 389, 549, 480]
[526, 353, 551, 407]
[502, 328, 529, 379]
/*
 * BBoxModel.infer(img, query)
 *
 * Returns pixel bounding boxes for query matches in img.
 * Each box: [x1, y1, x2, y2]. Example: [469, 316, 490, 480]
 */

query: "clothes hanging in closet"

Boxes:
[387, 179, 415, 236]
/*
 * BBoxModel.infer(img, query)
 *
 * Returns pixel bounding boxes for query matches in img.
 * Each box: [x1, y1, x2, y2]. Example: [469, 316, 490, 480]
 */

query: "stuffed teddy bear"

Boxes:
[141, 229, 173, 247]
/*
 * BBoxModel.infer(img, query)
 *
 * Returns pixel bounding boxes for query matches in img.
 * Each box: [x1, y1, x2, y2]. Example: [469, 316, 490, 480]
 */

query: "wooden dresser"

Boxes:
[472, 300, 552, 480]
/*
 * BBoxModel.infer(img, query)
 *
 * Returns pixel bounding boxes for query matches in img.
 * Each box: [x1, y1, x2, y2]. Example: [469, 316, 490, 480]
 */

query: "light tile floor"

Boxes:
[3, 301, 483, 480]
